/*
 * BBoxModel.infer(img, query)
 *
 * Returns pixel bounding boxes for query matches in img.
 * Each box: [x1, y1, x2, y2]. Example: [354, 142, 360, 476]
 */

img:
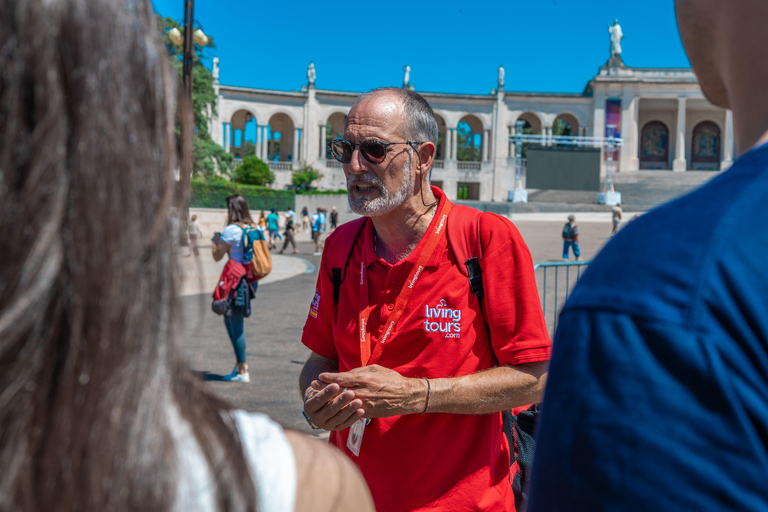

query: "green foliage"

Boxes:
[552, 119, 572, 137]
[456, 121, 479, 162]
[190, 179, 294, 210]
[291, 165, 324, 190]
[233, 156, 275, 186]
[158, 16, 232, 179]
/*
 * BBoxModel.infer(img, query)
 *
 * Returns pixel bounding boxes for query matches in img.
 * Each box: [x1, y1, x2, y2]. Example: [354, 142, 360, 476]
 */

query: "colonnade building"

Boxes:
[210, 52, 733, 202]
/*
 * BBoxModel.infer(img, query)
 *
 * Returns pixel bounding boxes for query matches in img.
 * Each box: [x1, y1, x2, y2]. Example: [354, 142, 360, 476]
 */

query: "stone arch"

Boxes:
[325, 112, 347, 158]
[639, 120, 670, 170]
[229, 108, 258, 158]
[516, 112, 542, 134]
[691, 121, 721, 170]
[434, 113, 448, 160]
[267, 113, 296, 162]
[457, 114, 484, 162]
[553, 112, 580, 137]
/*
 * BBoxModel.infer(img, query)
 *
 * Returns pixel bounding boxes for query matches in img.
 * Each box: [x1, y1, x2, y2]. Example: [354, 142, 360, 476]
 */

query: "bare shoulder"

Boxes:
[284, 430, 375, 512]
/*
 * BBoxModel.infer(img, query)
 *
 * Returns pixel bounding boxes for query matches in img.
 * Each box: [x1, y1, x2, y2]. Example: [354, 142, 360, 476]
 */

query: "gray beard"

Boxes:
[347, 158, 413, 217]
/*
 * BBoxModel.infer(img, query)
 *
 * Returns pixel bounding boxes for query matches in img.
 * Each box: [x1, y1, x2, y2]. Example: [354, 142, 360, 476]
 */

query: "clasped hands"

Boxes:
[303, 365, 428, 431]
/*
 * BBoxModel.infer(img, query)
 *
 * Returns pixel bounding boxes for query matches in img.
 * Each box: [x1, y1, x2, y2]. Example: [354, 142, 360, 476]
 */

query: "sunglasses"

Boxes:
[328, 138, 424, 164]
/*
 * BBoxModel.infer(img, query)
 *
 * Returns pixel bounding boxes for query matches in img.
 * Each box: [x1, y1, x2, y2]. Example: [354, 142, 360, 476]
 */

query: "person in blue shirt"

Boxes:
[529, 1, 768, 510]
[266, 208, 280, 250]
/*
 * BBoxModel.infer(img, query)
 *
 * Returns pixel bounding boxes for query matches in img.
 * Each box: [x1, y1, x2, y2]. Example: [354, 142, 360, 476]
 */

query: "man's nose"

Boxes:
[346, 145, 369, 175]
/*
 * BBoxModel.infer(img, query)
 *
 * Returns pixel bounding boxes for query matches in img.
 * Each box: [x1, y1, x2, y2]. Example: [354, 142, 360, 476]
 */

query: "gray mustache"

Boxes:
[347, 174, 382, 186]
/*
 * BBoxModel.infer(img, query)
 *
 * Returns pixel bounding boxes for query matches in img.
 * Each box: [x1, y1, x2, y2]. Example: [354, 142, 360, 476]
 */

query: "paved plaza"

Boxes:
[178, 212, 635, 437]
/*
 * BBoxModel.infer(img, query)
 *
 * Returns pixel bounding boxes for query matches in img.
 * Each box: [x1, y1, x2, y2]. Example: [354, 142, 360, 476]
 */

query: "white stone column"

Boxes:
[224, 123, 231, 152]
[721, 109, 734, 169]
[319, 124, 327, 158]
[621, 88, 640, 171]
[673, 97, 688, 171]
[451, 128, 458, 160]
[292, 128, 300, 169]
[482, 129, 490, 161]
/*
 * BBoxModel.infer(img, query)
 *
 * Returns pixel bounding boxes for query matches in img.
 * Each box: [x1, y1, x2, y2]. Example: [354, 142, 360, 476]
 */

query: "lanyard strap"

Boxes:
[357, 202, 453, 366]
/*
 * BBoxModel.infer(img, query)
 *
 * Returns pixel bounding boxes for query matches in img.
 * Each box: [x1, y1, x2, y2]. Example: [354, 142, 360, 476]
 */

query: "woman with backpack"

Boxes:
[211, 194, 259, 382]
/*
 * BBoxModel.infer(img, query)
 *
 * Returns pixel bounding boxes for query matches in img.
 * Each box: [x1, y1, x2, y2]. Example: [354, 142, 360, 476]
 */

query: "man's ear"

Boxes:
[416, 142, 436, 175]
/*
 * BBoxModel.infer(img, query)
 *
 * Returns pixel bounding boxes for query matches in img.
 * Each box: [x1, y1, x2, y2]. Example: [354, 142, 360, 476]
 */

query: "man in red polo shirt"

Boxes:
[299, 87, 551, 512]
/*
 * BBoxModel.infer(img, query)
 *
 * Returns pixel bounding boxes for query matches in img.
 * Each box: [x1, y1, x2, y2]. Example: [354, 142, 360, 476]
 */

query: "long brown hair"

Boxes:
[226, 194, 255, 226]
[0, 0, 256, 510]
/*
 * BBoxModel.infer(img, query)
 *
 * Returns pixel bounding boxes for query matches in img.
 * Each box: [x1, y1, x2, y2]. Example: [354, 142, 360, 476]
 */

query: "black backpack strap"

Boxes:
[465, 257, 484, 300]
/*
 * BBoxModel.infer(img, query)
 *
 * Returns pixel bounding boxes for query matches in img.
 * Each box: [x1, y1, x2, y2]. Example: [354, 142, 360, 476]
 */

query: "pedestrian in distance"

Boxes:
[301, 206, 310, 232]
[311, 207, 324, 255]
[257, 210, 267, 231]
[0, 0, 375, 510]
[211, 195, 259, 383]
[279, 213, 299, 254]
[562, 214, 581, 260]
[330, 206, 339, 231]
[187, 213, 202, 257]
[611, 202, 623, 236]
[300, 87, 550, 512]
[529, 1, 768, 511]
[266, 207, 280, 249]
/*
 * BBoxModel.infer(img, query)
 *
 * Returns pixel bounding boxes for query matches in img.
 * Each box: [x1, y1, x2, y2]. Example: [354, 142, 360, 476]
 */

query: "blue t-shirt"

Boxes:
[267, 212, 279, 232]
[529, 143, 768, 511]
[221, 224, 245, 263]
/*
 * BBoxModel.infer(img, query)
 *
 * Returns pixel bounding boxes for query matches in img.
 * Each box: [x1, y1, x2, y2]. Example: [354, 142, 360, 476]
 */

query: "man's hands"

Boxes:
[316, 365, 427, 419]
[302, 364, 428, 430]
[303, 383, 365, 431]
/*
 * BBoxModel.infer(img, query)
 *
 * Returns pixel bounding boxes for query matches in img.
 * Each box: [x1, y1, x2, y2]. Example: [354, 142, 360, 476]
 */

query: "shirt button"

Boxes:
[390, 277, 397, 284]
[387, 304, 394, 311]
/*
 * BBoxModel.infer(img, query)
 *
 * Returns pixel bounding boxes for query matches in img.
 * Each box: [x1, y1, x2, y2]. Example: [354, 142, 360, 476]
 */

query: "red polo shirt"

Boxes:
[302, 189, 551, 512]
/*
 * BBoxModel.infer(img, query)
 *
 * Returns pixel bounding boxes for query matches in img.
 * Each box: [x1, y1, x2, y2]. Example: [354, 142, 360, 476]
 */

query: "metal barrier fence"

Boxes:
[533, 261, 591, 336]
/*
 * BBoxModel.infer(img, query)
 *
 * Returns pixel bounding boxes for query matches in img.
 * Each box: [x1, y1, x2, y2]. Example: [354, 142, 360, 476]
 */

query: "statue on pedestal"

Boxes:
[498, 65, 505, 89]
[307, 62, 316, 87]
[403, 65, 410, 88]
[212, 56, 219, 84]
[608, 19, 623, 56]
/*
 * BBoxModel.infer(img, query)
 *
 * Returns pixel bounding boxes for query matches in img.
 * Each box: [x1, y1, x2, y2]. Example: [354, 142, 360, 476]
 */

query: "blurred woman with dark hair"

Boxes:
[0, 0, 373, 511]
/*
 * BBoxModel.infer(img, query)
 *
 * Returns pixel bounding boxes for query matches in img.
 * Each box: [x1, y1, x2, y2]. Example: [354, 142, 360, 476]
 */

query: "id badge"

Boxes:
[346, 418, 370, 457]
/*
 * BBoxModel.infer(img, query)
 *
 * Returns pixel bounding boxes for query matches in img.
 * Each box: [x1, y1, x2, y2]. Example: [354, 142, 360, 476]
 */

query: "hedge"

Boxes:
[189, 180, 295, 211]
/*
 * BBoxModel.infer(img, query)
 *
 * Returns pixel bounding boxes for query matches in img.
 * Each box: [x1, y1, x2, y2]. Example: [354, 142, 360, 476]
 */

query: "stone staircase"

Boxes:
[458, 170, 722, 214]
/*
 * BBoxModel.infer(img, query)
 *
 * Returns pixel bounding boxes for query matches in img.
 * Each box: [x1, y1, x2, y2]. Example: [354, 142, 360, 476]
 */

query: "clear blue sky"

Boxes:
[150, 0, 690, 95]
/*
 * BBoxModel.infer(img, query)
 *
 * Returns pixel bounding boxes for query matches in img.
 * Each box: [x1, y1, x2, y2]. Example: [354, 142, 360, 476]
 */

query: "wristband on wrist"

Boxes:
[302, 388, 323, 430]
[420, 377, 431, 414]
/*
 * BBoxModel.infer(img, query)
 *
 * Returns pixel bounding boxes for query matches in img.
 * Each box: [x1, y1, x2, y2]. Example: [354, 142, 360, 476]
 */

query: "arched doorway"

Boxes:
[435, 114, 447, 161]
[229, 109, 257, 159]
[691, 121, 721, 170]
[553, 113, 579, 138]
[325, 112, 346, 159]
[639, 121, 669, 170]
[267, 113, 295, 163]
[457, 114, 483, 162]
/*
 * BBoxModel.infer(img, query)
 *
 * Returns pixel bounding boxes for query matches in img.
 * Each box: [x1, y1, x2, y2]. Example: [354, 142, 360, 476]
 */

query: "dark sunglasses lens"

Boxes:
[330, 140, 352, 163]
[361, 141, 387, 163]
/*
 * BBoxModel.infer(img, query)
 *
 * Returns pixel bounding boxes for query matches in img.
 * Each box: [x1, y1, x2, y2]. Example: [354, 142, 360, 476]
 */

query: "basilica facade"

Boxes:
[210, 51, 733, 202]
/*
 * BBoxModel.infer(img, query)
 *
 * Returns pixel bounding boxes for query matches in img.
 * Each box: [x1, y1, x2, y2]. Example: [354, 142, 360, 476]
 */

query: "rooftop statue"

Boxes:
[403, 65, 410, 88]
[307, 62, 316, 86]
[498, 65, 505, 89]
[609, 19, 623, 56]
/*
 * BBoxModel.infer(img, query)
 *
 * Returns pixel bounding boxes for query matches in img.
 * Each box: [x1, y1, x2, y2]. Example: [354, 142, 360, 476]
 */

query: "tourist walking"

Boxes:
[562, 214, 581, 260]
[258, 210, 267, 231]
[330, 206, 339, 231]
[279, 213, 299, 254]
[187, 213, 202, 256]
[311, 207, 324, 255]
[611, 203, 623, 236]
[0, 1, 374, 510]
[211, 195, 260, 383]
[301, 206, 310, 232]
[267, 208, 280, 249]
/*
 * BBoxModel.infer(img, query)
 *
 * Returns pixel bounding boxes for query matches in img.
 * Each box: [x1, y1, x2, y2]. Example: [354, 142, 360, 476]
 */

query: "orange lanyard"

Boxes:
[357, 202, 452, 366]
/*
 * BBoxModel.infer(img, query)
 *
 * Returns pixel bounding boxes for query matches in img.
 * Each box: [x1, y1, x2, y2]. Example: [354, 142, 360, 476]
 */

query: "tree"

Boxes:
[233, 156, 275, 186]
[157, 16, 234, 179]
[291, 165, 324, 190]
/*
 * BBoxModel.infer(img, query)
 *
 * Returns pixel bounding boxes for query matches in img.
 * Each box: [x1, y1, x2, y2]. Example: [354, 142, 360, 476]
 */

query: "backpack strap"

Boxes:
[328, 217, 368, 306]
[447, 204, 485, 299]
